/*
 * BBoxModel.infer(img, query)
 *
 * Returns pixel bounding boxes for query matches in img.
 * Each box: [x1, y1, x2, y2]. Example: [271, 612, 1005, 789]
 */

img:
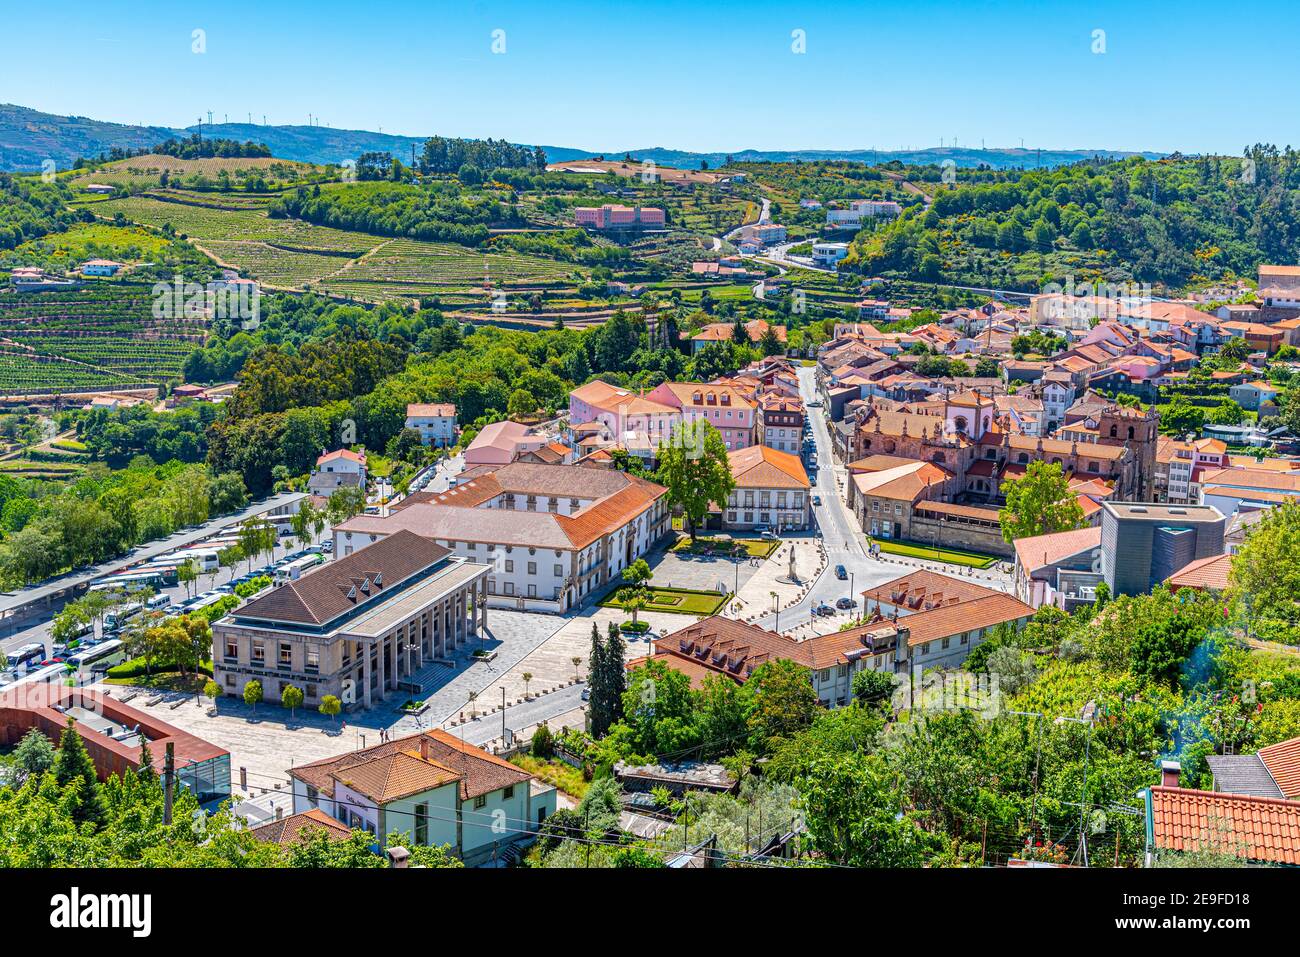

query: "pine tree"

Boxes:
[136, 737, 156, 785]
[53, 718, 106, 829]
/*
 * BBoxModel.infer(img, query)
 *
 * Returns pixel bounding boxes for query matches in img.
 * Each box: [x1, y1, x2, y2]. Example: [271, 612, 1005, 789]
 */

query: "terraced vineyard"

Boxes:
[83, 194, 381, 250]
[0, 351, 141, 393]
[313, 238, 578, 304]
[0, 287, 205, 393]
[202, 239, 356, 288]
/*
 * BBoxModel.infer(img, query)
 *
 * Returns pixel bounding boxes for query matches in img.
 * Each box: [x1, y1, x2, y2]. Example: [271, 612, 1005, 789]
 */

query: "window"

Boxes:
[505, 560, 514, 573]
[251, 641, 265, 663]
[305, 684, 317, 700]
[553, 564, 563, 577]
[415, 803, 428, 844]
[224, 640, 237, 661]
[279, 643, 292, 666]
[504, 582, 515, 596]
[503, 785, 515, 799]
[527, 562, 537, 575]
[474, 795, 487, 809]
[306, 645, 319, 671]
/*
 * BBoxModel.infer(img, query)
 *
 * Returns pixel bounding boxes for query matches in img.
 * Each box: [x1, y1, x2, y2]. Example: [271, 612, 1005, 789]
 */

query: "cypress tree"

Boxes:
[588, 622, 610, 736]
[605, 622, 627, 725]
[53, 718, 106, 829]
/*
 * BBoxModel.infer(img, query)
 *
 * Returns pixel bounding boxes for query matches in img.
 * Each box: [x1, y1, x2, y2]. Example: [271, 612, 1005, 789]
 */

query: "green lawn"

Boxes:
[670, 534, 779, 559]
[599, 584, 730, 616]
[872, 539, 1000, 569]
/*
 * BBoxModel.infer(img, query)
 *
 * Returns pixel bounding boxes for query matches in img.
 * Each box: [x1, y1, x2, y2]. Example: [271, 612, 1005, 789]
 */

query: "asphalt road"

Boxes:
[751, 366, 904, 632]
[446, 683, 587, 747]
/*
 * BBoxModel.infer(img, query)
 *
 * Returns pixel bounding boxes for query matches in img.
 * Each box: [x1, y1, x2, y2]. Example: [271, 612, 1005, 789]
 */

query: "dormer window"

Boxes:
[347, 586, 357, 600]
[373, 572, 382, 587]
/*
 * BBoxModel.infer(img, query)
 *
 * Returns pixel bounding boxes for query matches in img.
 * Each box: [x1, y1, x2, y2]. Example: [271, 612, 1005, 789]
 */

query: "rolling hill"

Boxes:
[1, 103, 1162, 174]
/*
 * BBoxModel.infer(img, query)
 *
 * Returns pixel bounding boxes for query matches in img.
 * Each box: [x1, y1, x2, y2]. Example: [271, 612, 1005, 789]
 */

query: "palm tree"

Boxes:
[522, 672, 533, 699]
[571, 656, 582, 683]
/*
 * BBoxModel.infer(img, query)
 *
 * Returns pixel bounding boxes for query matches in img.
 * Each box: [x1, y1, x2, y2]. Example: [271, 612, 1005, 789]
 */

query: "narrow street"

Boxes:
[751, 366, 902, 631]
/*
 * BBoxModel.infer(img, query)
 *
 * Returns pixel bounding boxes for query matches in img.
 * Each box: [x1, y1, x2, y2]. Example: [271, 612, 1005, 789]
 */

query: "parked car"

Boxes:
[813, 603, 835, 617]
[836, 597, 857, 610]
[812, 494, 822, 505]
[835, 564, 847, 580]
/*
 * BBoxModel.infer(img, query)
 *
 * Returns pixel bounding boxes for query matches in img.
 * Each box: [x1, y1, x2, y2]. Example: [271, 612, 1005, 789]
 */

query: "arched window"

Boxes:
[954, 416, 968, 434]
[932, 451, 946, 464]
[1109, 425, 1118, 438]
[1017, 452, 1030, 464]
[1127, 426, 1135, 440]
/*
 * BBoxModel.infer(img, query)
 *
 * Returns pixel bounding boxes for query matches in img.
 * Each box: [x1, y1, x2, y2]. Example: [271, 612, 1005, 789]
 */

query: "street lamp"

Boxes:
[770, 591, 779, 633]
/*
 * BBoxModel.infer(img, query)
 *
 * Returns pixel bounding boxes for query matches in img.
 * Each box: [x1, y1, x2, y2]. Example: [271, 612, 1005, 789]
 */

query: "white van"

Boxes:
[146, 594, 171, 611]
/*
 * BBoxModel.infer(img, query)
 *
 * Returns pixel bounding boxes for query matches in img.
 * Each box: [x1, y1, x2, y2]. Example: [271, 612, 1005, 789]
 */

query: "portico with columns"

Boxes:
[212, 530, 491, 713]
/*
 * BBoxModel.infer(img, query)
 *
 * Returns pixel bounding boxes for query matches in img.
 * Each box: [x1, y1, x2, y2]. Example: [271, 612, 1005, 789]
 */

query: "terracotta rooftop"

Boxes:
[1150, 785, 1300, 865]
[728, 445, 810, 490]
[291, 728, 531, 803]
[233, 530, 451, 628]
[249, 808, 352, 846]
[862, 569, 1004, 611]
[1012, 526, 1102, 575]
[1165, 552, 1233, 592]
[899, 592, 1034, 647]
[1258, 737, 1300, 800]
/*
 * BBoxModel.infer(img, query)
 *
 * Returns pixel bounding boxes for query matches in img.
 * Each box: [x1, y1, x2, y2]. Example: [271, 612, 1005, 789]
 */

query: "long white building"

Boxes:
[333, 462, 671, 613]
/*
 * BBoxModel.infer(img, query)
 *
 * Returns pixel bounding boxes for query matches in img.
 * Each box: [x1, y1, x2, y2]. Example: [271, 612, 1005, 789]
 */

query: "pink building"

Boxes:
[568, 380, 681, 446]
[464, 420, 548, 466]
[574, 205, 666, 229]
[645, 382, 757, 450]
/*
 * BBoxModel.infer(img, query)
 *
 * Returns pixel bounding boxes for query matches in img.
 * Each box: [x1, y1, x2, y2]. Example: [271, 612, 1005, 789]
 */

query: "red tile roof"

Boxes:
[249, 808, 352, 846]
[1257, 737, 1300, 800]
[1165, 553, 1233, 592]
[1150, 786, 1300, 865]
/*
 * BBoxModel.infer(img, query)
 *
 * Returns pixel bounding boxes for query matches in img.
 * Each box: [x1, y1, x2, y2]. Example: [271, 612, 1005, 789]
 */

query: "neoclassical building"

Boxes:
[212, 530, 491, 711]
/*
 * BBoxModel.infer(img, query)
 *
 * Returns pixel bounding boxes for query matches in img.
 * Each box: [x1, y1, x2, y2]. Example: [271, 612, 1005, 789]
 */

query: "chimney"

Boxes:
[387, 845, 410, 869]
[275, 805, 283, 820]
[420, 735, 430, 762]
[1160, 759, 1181, 788]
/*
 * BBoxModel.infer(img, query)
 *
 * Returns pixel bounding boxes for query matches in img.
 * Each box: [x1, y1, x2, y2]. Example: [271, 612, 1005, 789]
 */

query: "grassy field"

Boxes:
[873, 539, 1001, 569]
[599, 584, 730, 616]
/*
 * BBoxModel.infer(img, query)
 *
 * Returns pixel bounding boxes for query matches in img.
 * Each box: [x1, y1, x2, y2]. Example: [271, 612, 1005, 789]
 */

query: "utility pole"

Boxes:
[163, 742, 175, 825]
[501, 686, 507, 746]
[1057, 714, 1094, 866]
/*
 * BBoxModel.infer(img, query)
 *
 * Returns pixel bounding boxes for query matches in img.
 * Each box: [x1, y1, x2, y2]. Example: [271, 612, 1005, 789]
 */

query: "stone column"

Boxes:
[362, 645, 372, 709]
[376, 637, 386, 700]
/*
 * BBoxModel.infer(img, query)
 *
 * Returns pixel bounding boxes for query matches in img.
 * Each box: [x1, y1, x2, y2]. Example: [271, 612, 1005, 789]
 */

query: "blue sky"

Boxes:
[0, 0, 1292, 154]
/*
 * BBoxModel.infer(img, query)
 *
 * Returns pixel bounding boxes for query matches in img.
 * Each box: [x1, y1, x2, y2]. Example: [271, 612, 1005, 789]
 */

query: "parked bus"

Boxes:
[67, 639, 126, 673]
[90, 571, 166, 594]
[8, 642, 45, 670]
[185, 593, 227, 615]
[104, 602, 144, 631]
[275, 553, 323, 582]
[150, 549, 220, 574]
